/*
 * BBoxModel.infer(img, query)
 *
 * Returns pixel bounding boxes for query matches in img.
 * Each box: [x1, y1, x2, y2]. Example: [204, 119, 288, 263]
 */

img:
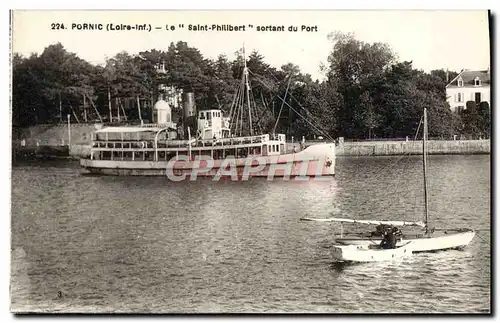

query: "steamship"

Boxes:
[79, 57, 336, 178]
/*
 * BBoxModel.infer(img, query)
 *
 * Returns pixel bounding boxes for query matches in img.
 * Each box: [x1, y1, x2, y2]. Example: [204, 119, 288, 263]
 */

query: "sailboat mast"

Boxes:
[243, 46, 253, 136]
[422, 108, 429, 232]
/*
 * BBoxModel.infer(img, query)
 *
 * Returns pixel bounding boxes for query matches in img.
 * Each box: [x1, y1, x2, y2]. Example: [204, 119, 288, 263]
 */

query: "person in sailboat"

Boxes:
[393, 226, 403, 239]
[380, 227, 398, 249]
[372, 224, 392, 238]
[373, 224, 385, 237]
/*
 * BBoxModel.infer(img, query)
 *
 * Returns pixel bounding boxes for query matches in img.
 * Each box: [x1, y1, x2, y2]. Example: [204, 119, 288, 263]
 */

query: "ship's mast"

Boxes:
[243, 46, 253, 136]
[422, 108, 429, 233]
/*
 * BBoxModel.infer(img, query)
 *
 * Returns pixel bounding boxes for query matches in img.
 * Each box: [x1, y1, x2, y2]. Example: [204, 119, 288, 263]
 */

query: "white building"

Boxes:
[446, 69, 490, 113]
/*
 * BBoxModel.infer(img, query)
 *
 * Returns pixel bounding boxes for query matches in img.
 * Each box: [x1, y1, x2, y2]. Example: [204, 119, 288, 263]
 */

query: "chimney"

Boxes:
[446, 68, 449, 83]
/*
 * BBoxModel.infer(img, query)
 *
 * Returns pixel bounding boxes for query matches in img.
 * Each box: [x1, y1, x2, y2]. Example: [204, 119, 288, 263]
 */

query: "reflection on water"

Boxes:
[11, 155, 490, 313]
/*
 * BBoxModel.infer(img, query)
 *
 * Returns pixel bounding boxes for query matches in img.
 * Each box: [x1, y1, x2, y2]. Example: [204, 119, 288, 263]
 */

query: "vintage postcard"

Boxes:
[10, 9, 491, 314]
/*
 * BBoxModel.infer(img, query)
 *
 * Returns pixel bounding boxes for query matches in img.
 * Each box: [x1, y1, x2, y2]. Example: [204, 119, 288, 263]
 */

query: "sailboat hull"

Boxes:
[332, 242, 414, 262]
[335, 230, 475, 253]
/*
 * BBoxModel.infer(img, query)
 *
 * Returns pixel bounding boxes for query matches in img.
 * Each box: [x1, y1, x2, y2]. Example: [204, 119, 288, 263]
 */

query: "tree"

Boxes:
[355, 91, 382, 139]
[477, 101, 491, 138]
[426, 97, 457, 139]
[461, 101, 482, 138]
[12, 53, 44, 125]
[12, 43, 101, 125]
[325, 31, 395, 138]
[12, 39, 467, 142]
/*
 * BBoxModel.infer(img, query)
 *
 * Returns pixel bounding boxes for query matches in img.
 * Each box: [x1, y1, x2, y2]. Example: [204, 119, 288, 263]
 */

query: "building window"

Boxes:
[457, 78, 464, 87]
[474, 77, 481, 86]
[475, 92, 481, 104]
[457, 93, 464, 102]
[456, 106, 465, 114]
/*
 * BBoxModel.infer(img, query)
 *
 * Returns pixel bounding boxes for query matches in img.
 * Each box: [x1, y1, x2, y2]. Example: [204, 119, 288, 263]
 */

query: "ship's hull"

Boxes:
[335, 230, 475, 253]
[80, 143, 335, 179]
[332, 242, 414, 262]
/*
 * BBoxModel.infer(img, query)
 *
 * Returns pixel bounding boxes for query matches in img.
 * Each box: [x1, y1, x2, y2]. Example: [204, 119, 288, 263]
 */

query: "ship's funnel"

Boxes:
[182, 92, 196, 120]
[182, 92, 197, 138]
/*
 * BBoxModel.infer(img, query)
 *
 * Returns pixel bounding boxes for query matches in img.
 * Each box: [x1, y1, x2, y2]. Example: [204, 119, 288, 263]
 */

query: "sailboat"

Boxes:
[301, 108, 475, 258]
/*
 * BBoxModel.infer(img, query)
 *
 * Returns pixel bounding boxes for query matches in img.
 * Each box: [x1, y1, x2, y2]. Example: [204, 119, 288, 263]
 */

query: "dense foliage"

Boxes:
[12, 33, 490, 139]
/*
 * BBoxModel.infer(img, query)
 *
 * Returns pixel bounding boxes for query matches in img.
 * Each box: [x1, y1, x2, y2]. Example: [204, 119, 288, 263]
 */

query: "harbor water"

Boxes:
[10, 155, 490, 313]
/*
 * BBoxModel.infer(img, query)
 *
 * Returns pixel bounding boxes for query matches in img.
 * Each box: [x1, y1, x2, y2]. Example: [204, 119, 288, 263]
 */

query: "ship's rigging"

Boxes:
[227, 48, 335, 142]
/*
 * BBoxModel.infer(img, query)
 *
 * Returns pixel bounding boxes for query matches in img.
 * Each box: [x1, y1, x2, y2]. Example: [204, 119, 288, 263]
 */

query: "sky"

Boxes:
[12, 10, 491, 81]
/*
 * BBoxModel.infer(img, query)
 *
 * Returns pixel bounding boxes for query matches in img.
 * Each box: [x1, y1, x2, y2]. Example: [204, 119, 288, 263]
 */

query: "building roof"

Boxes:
[446, 69, 490, 88]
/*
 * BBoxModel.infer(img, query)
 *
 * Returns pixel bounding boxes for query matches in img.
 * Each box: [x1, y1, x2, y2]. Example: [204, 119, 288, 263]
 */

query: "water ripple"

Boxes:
[10, 155, 490, 313]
